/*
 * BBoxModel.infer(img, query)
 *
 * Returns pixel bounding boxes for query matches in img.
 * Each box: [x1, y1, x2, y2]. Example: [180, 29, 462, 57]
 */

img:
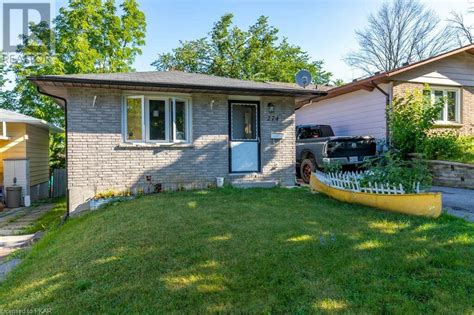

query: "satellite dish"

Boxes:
[295, 70, 312, 88]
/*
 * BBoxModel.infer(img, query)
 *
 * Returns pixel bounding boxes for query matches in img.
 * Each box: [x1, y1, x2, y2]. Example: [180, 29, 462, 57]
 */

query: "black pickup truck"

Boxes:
[296, 125, 376, 183]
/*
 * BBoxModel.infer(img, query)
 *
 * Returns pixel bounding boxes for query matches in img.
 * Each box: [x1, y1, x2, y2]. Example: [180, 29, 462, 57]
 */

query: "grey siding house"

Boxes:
[29, 71, 323, 213]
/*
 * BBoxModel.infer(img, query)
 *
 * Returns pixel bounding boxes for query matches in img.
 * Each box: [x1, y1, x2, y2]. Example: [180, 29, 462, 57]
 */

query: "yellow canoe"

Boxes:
[310, 173, 442, 218]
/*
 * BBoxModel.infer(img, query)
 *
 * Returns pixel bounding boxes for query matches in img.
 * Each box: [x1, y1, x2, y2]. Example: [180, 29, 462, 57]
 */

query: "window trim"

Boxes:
[172, 97, 192, 143]
[145, 97, 170, 143]
[428, 87, 461, 123]
[122, 95, 192, 144]
[123, 95, 145, 143]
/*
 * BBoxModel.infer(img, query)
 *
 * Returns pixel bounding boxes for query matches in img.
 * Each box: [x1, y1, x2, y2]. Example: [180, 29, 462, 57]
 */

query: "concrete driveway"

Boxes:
[431, 186, 474, 222]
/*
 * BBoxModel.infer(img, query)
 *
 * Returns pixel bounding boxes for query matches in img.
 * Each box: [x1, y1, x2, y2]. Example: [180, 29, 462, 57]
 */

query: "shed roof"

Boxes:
[0, 109, 63, 133]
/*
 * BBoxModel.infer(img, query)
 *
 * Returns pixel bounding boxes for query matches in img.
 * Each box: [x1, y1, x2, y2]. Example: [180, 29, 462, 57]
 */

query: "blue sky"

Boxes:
[128, 0, 471, 81]
[4, 0, 473, 83]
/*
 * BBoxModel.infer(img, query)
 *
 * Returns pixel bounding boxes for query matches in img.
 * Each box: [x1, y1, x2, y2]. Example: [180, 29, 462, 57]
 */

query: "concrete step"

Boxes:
[231, 180, 278, 189]
[0, 234, 35, 248]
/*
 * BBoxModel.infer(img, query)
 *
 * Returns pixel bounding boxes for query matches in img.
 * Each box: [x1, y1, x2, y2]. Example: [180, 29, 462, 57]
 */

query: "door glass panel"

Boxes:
[175, 100, 187, 141]
[149, 100, 166, 140]
[232, 104, 257, 140]
[127, 98, 142, 140]
[434, 90, 444, 120]
[447, 91, 456, 122]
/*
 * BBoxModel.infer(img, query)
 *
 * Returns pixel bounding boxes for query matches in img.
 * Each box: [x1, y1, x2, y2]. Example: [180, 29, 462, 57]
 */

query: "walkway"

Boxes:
[431, 186, 474, 222]
[0, 203, 54, 260]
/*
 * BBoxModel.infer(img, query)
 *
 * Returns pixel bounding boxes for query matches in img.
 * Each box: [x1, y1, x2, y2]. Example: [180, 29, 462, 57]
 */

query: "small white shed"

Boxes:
[0, 110, 62, 206]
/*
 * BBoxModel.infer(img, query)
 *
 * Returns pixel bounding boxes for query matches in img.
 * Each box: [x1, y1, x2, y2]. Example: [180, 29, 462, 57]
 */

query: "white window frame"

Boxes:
[123, 95, 192, 144]
[172, 97, 192, 143]
[123, 95, 145, 143]
[145, 97, 170, 143]
[429, 87, 461, 123]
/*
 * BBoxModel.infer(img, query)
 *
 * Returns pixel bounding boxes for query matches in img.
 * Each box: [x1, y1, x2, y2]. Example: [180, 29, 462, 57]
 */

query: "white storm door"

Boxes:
[229, 102, 260, 173]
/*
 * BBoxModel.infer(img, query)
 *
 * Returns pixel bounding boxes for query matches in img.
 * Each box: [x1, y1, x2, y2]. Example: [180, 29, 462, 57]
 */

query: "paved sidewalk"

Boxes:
[431, 186, 474, 222]
[0, 204, 54, 236]
[0, 203, 54, 261]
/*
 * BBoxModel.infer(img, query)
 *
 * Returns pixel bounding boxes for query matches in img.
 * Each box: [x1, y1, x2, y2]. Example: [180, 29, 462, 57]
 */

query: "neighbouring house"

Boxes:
[28, 71, 324, 213]
[0, 109, 62, 204]
[296, 44, 474, 139]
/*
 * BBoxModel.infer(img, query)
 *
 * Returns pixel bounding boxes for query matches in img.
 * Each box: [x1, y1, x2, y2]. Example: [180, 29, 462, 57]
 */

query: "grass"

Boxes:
[0, 188, 472, 313]
[20, 197, 67, 234]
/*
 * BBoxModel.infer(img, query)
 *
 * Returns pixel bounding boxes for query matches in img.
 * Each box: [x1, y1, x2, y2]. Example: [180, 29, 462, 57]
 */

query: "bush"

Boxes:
[388, 85, 443, 156]
[322, 161, 343, 173]
[94, 189, 132, 199]
[422, 130, 462, 160]
[361, 152, 432, 193]
[457, 136, 474, 164]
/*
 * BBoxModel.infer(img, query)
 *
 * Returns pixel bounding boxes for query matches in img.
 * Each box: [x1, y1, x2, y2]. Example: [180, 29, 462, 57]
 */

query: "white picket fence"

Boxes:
[315, 171, 421, 195]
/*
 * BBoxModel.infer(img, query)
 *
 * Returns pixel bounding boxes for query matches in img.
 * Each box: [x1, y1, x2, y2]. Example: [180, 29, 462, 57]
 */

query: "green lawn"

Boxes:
[21, 197, 67, 234]
[0, 188, 472, 313]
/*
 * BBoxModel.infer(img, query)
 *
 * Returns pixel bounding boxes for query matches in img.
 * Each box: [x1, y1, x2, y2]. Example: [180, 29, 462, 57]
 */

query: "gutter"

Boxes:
[36, 87, 70, 221]
[370, 80, 391, 146]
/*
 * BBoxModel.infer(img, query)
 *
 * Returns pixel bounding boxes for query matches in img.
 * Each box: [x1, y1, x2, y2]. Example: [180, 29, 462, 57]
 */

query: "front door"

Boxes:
[229, 101, 260, 173]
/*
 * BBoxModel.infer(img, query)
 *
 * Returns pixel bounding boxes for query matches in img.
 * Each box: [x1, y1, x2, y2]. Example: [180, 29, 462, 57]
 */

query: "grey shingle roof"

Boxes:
[28, 71, 325, 96]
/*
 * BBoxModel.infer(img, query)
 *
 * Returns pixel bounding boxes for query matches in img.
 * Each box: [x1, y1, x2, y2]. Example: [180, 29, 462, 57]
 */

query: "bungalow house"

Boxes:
[28, 71, 324, 213]
[0, 109, 62, 204]
[296, 44, 474, 139]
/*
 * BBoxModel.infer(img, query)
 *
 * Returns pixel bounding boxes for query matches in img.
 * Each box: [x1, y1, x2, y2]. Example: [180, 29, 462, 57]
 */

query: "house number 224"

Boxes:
[266, 115, 279, 121]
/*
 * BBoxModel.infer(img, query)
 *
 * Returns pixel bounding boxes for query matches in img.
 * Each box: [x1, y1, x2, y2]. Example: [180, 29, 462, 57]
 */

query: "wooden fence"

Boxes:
[51, 168, 66, 198]
[315, 171, 421, 195]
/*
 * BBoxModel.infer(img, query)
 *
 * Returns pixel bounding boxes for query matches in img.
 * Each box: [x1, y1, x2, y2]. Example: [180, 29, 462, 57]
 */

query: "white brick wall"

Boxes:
[66, 88, 296, 212]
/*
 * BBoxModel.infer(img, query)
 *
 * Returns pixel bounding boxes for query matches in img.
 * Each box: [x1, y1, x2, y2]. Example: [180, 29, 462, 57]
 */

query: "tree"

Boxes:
[152, 14, 333, 85]
[448, 11, 473, 46]
[0, 54, 9, 108]
[8, 0, 146, 167]
[388, 85, 443, 156]
[345, 0, 454, 74]
[332, 79, 345, 87]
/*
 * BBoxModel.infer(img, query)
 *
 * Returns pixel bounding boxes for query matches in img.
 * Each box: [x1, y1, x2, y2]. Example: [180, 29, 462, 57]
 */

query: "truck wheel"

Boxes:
[300, 158, 315, 184]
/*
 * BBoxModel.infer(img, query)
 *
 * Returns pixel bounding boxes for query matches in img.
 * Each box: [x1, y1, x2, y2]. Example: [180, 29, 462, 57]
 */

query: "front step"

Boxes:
[231, 180, 278, 189]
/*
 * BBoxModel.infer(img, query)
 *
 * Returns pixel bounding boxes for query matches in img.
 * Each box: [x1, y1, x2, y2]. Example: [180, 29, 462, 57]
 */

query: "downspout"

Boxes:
[36, 87, 69, 221]
[370, 81, 391, 148]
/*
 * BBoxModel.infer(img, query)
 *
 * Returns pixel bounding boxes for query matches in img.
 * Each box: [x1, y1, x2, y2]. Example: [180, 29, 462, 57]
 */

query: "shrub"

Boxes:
[457, 136, 474, 164]
[388, 85, 443, 156]
[422, 130, 462, 160]
[322, 161, 343, 173]
[94, 189, 132, 199]
[361, 152, 432, 193]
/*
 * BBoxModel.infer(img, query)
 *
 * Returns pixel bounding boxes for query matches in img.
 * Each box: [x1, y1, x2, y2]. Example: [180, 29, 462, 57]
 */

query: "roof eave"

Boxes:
[1, 118, 63, 133]
[27, 76, 325, 97]
[297, 43, 474, 108]
[295, 74, 389, 109]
